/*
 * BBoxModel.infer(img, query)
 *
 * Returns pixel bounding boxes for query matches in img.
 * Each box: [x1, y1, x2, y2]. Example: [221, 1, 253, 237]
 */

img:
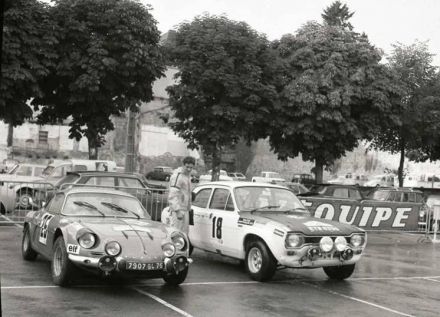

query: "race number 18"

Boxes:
[212, 216, 222, 239]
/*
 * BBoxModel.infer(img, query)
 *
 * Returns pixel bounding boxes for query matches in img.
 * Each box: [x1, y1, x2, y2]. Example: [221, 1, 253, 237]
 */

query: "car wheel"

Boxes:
[245, 240, 277, 282]
[51, 236, 76, 286]
[163, 267, 188, 286]
[16, 189, 34, 209]
[323, 264, 355, 280]
[22, 226, 38, 261]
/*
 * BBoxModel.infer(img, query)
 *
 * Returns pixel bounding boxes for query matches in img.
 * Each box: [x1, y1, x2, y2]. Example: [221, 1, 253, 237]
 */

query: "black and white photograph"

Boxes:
[1, 0, 440, 316]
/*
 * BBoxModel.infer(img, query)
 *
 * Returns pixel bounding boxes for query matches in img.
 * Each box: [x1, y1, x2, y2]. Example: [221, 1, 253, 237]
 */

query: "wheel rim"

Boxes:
[248, 247, 263, 273]
[17, 192, 32, 208]
[53, 245, 63, 277]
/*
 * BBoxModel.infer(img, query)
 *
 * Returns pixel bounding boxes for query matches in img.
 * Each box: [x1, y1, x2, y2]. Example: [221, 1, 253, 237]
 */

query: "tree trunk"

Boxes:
[7, 123, 13, 147]
[397, 142, 405, 188]
[211, 145, 221, 181]
[315, 159, 324, 184]
[87, 135, 99, 160]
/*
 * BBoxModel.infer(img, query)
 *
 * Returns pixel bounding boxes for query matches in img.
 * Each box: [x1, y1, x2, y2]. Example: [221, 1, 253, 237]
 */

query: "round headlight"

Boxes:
[78, 232, 96, 249]
[319, 236, 333, 252]
[172, 234, 186, 251]
[105, 241, 121, 256]
[162, 243, 176, 257]
[351, 234, 365, 247]
[285, 234, 304, 248]
[334, 236, 347, 252]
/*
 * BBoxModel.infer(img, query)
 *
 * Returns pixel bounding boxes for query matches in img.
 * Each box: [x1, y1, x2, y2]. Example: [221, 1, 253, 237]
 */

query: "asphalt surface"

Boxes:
[1, 224, 439, 317]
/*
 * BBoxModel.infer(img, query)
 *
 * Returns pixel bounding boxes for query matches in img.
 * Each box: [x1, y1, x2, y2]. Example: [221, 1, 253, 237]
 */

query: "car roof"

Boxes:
[61, 187, 137, 197]
[66, 171, 142, 177]
[196, 181, 287, 189]
[376, 187, 423, 193]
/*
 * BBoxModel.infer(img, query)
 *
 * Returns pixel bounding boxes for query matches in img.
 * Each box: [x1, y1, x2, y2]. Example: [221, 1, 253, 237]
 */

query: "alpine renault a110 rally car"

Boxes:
[22, 187, 191, 286]
[189, 181, 367, 281]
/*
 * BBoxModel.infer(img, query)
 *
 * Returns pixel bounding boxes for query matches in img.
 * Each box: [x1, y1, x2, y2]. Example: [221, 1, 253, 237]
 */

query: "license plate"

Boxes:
[126, 261, 164, 271]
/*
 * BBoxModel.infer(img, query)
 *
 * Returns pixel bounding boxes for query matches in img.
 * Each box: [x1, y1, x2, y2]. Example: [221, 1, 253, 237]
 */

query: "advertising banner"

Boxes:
[300, 197, 421, 231]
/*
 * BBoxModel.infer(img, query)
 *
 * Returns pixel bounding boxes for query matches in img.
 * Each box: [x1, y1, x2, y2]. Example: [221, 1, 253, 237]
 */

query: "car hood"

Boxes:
[241, 212, 362, 236]
[67, 217, 170, 258]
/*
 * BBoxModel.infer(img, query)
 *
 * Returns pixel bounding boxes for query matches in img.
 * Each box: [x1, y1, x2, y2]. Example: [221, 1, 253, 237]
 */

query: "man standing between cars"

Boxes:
[168, 156, 195, 234]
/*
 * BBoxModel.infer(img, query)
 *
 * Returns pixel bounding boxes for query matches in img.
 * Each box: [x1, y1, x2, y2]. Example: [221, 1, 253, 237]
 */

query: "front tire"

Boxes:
[323, 264, 355, 280]
[245, 240, 277, 282]
[16, 189, 34, 209]
[163, 267, 188, 286]
[51, 236, 76, 286]
[22, 226, 38, 261]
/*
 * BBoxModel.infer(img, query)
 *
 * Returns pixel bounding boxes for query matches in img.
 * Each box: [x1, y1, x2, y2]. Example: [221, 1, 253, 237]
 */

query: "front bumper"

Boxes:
[277, 246, 364, 268]
[68, 254, 192, 275]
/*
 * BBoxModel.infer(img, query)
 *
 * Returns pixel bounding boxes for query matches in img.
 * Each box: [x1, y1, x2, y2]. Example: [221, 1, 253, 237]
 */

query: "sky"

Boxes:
[141, 0, 440, 66]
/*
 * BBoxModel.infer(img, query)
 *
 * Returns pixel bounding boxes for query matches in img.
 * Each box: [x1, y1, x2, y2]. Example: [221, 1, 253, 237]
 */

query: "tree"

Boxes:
[1, 0, 57, 143]
[164, 14, 282, 180]
[322, 0, 354, 30]
[370, 41, 438, 186]
[33, 0, 164, 159]
[269, 19, 399, 183]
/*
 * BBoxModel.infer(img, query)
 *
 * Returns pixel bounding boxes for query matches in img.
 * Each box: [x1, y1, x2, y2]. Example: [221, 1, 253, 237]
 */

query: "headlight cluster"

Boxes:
[105, 241, 121, 256]
[171, 233, 187, 251]
[162, 243, 176, 257]
[77, 232, 97, 249]
[350, 234, 366, 247]
[285, 233, 304, 248]
[320, 236, 333, 252]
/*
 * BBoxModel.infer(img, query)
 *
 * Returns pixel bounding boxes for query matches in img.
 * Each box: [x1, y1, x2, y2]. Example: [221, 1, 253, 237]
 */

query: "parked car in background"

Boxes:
[228, 172, 246, 181]
[190, 181, 367, 281]
[199, 170, 233, 183]
[299, 184, 364, 201]
[7, 163, 45, 177]
[251, 171, 286, 184]
[364, 174, 395, 187]
[22, 187, 190, 286]
[367, 187, 425, 203]
[291, 173, 315, 188]
[0, 159, 20, 173]
[283, 182, 310, 195]
[145, 166, 173, 182]
[327, 173, 368, 186]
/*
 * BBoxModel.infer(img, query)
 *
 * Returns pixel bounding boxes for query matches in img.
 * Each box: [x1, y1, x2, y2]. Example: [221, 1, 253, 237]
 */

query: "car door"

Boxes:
[34, 193, 64, 258]
[207, 188, 240, 257]
[189, 187, 213, 251]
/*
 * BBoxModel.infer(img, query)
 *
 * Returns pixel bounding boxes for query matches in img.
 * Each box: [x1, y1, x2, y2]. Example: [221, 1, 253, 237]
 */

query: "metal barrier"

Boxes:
[0, 180, 169, 225]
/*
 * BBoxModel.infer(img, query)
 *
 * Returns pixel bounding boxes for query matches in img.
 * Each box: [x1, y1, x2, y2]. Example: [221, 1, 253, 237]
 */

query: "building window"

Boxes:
[39, 131, 48, 144]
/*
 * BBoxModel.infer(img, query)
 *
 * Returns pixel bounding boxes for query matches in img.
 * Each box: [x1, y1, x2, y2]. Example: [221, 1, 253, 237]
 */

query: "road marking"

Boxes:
[181, 281, 259, 286]
[2, 285, 58, 290]
[423, 278, 440, 283]
[302, 282, 415, 317]
[350, 275, 440, 281]
[0, 215, 23, 228]
[132, 287, 193, 317]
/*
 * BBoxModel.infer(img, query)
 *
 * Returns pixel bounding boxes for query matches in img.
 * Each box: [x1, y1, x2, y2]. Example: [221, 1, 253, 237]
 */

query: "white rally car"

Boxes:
[189, 181, 367, 281]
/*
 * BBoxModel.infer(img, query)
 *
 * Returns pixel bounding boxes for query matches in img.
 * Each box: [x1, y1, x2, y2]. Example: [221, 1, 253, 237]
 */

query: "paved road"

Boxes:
[1, 225, 439, 317]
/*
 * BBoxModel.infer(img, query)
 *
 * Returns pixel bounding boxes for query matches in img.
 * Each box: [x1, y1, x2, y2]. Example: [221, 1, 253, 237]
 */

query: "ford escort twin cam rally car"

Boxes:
[189, 182, 366, 281]
[22, 188, 191, 286]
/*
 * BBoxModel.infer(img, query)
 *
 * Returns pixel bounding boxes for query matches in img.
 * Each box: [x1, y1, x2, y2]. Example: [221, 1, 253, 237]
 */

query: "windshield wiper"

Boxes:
[73, 201, 105, 217]
[101, 202, 140, 219]
[249, 205, 280, 214]
[282, 207, 309, 214]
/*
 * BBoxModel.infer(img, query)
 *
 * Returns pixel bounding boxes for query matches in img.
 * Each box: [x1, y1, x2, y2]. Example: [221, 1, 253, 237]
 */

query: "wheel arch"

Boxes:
[53, 228, 64, 245]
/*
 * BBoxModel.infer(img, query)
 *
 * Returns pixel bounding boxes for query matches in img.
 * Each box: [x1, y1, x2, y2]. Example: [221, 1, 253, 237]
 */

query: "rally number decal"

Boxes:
[212, 217, 222, 239]
[38, 213, 54, 245]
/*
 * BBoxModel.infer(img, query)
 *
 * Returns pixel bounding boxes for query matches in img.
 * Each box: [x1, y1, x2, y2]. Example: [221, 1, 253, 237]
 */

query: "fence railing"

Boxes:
[0, 180, 169, 225]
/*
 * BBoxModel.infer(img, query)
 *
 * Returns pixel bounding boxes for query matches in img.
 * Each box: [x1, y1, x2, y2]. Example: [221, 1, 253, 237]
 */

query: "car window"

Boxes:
[34, 167, 44, 176]
[50, 166, 64, 178]
[193, 189, 212, 208]
[349, 189, 362, 200]
[210, 188, 232, 210]
[333, 188, 349, 199]
[73, 165, 87, 172]
[56, 174, 81, 189]
[48, 193, 65, 213]
[393, 192, 402, 202]
[16, 166, 33, 176]
[118, 177, 144, 189]
[85, 177, 115, 187]
[387, 191, 397, 201]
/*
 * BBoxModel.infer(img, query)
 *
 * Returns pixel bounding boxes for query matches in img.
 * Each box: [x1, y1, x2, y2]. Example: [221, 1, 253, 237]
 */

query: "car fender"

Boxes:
[239, 220, 289, 261]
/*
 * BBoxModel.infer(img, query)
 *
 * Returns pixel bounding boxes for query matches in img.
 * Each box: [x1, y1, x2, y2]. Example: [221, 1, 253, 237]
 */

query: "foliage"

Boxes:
[370, 41, 438, 185]
[1, 0, 57, 125]
[32, 0, 164, 157]
[269, 20, 399, 183]
[163, 14, 282, 177]
[322, 1, 354, 30]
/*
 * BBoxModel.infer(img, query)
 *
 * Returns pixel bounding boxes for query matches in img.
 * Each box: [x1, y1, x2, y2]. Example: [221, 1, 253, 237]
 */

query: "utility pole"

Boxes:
[125, 108, 137, 173]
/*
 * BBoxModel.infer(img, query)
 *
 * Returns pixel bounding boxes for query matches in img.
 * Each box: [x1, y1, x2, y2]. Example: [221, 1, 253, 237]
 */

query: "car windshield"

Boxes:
[56, 174, 81, 188]
[372, 191, 390, 201]
[63, 193, 149, 219]
[234, 186, 307, 214]
[266, 172, 281, 178]
[7, 164, 19, 174]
